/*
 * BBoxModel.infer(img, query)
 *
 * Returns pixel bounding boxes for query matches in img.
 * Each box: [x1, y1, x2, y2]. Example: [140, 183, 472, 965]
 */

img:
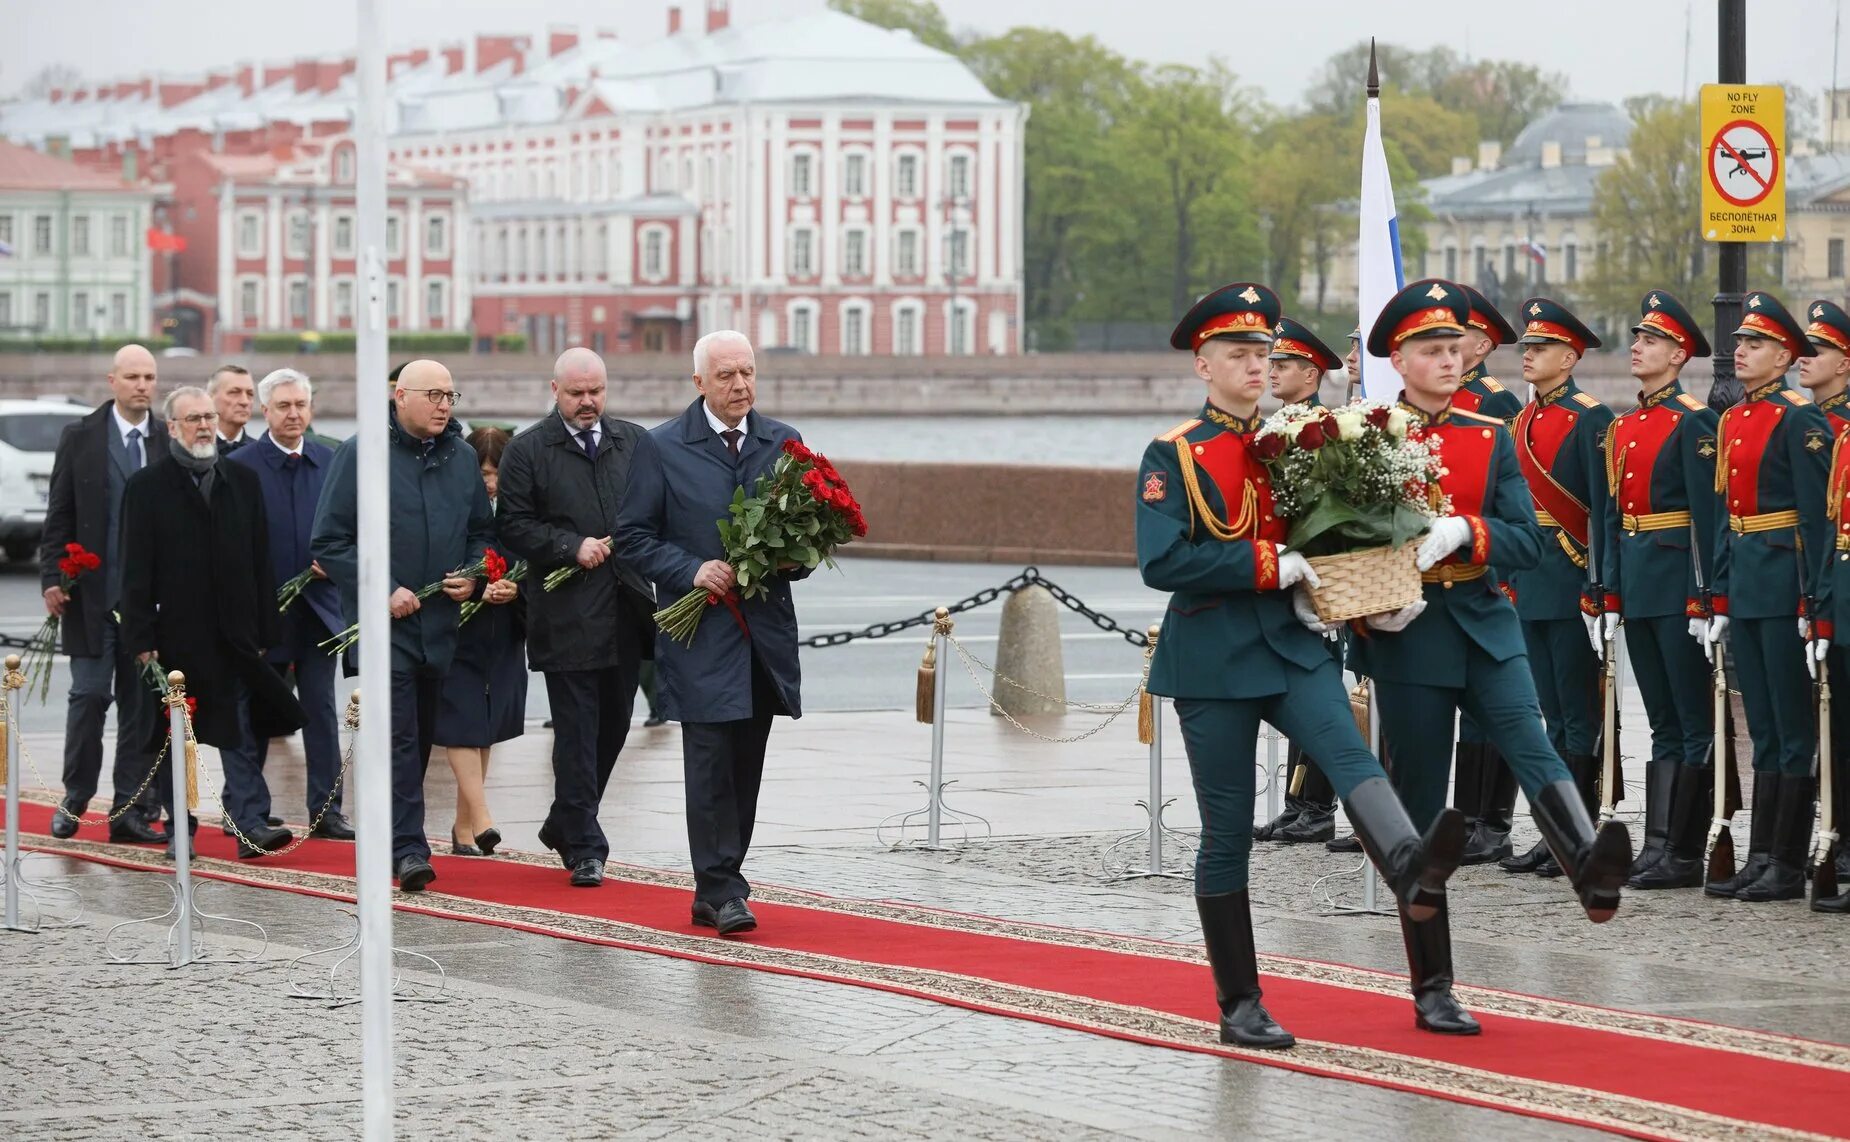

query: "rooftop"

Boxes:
[0, 137, 139, 192]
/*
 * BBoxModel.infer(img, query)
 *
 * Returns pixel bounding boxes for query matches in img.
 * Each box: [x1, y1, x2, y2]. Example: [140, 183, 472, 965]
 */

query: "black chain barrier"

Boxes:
[0, 632, 38, 651]
[799, 566, 1150, 650]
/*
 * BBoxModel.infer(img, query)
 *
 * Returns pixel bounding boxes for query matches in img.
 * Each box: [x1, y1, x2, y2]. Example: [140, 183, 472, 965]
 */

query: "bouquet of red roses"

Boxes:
[653, 440, 867, 646]
[321, 547, 508, 655]
[23, 543, 102, 702]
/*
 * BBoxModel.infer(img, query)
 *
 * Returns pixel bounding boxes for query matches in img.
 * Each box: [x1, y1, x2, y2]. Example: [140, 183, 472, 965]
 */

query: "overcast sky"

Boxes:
[8, 0, 1850, 111]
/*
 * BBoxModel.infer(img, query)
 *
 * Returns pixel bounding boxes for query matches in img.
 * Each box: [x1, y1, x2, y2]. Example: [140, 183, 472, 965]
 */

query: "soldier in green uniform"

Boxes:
[1251, 317, 1344, 845]
[1349, 279, 1633, 1035]
[1138, 282, 1464, 1049]
[1497, 299, 1616, 879]
[1803, 299, 1850, 912]
[1596, 291, 1723, 890]
[1704, 290, 1831, 902]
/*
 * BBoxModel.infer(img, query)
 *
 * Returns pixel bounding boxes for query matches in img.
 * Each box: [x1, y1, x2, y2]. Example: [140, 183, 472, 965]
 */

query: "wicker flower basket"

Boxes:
[1304, 543, 1422, 623]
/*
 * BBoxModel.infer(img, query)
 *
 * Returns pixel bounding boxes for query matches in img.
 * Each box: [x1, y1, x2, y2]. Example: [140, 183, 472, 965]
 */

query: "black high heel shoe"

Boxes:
[474, 827, 502, 855]
[451, 830, 483, 857]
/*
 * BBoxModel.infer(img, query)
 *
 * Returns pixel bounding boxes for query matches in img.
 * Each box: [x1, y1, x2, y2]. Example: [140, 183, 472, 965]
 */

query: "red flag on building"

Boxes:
[146, 227, 187, 253]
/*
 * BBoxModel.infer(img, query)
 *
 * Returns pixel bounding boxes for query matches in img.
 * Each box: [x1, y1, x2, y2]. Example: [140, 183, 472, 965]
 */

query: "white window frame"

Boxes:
[32, 291, 51, 329]
[789, 150, 816, 199]
[71, 215, 91, 258]
[109, 292, 127, 331]
[894, 227, 921, 277]
[786, 300, 819, 353]
[332, 212, 355, 257]
[892, 301, 923, 356]
[640, 224, 671, 283]
[386, 277, 402, 322]
[425, 212, 449, 259]
[0, 216, 13, 251]
[236, 211, 264, 259]
[788, 226, 816, 278]
[839, 301, 870, 356]
[946, 151, 973, 201]
[335, 148, 354, 182]
[72, 291, 90, 331]
[425, 277, 447, 322]
[285, 275, 310, 325]
[842, 151, 869, 198]
[333, 277, 355, 321]
[842, 226, 868, 278]
[237, 276, 263, 324]
[32, 214, 53, 256]
[894, 151, 921, 201]
[110, 214, 129, 257]
[385, 213, 404, 259]
[0, 292, 12, 328]
[945, 298, 976, 355]
[285, 210, 311, 259]
[947, 227, 971, 279]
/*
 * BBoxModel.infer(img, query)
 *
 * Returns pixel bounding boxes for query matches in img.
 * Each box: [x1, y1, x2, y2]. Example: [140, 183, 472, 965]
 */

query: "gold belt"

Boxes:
[1421, 563, 1488, 587]
[1534, 510, 1559, 528]
[1622, 510, 1692, 533]
[1729, 510, 1800, 533]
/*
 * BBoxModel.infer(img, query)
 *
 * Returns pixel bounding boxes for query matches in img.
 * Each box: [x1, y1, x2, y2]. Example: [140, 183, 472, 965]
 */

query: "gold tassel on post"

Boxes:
[916, 607, 950, 724]
[1138, 625, 1160, 745]
[184, 738, 199, 812]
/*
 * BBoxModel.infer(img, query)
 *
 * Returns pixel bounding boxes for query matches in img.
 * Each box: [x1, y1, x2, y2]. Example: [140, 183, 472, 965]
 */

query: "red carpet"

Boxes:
[14, 797, 1848, 1142]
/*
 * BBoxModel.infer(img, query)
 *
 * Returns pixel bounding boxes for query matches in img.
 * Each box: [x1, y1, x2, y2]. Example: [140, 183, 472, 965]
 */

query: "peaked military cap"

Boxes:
[1517, 297, 1601, 353]
[1735, 289, 1818, 358]
[1365, 278, 1470, 358]
[1632, 290, 1712, 358]
[1269, 317, 1342, 371]
[1459, 284, 1518, 345]
[1349, 326, 1361, 342]
[1805, 299, 1850, 355]
[1170, 282, 1282, 352]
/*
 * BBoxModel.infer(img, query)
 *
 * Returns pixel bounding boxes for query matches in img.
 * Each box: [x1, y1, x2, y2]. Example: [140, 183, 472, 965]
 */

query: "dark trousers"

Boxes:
[1625, 614, 1711, 769]
[390, 670, 442, 862]
[543, 660, 640, 865]
[680, 656, 781, 905]
[62, 612, 160, 813]
[155, 673, 270, 833]
[1523, 617, 1599, 755]
[1375, 647, 1575, 831]
[1732, 616, 1815, 775]
[1173, 655, 1386, 894]
[254, 649, 343, 817]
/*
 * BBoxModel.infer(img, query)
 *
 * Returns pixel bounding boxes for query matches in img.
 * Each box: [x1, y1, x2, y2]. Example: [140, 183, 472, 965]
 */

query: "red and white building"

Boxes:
[0, 3, 1026, 356]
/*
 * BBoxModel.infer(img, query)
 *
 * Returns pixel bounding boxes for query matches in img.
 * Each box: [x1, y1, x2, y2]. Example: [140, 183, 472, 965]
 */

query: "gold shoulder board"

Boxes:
[1482, 377, 1506, 393]
[1158, 418, 1202, 442]
[1677, 393, 1706, 412]
[1782, 390, 1813, 406]
[1452, 408, 1501, 425]
[1572, 392, 1601, 408]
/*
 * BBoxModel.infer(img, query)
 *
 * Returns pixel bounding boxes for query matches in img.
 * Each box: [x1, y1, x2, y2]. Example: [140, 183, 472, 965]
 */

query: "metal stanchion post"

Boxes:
[166, 671, 194, 966]
[927, 614, 949, 850]
[1265, 725, 1281, 822]
[1146, 691, 1164, 875]
[3, 654, 24, 933]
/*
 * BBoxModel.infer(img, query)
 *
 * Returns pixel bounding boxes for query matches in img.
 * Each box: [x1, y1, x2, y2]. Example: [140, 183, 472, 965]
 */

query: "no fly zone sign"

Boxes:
[1700, 84, 1785, 242]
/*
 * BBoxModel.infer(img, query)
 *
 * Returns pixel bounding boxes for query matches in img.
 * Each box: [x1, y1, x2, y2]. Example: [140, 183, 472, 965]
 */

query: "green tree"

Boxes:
[826, 0, 961, 53]
[1306, 41, 1566, 151]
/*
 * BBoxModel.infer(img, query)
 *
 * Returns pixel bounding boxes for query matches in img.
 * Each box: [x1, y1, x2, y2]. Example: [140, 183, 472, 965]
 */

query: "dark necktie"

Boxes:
[283, 452, 301, 471]
[578, 428, 598, 461]
[721, 428, 743, 458]
[127, 427, 144, 470]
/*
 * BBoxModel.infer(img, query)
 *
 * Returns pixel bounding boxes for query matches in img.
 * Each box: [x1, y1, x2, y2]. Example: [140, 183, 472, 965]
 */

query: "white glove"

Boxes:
[1688, 617, 1708, 644]
[1800, 618, 1815, 645]
[1291, 585, 1338, 635]
[1275, 545, 1321, 592]
[1415, 517, 1473, 571]
[1587, 612, 1619, 652]
[1365, 599, 1427, 632]
[1807, 638, 1830, 680]
[1703, 615, 1730, 661]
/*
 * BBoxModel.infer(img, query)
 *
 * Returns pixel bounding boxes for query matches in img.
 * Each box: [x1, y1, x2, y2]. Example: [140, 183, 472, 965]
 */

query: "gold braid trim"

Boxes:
[1714, 408, 1732, 496]
[1174, 437, 1258, 541]
[1829, 432, 1850, 524]
[1605, 423, 1622, 496]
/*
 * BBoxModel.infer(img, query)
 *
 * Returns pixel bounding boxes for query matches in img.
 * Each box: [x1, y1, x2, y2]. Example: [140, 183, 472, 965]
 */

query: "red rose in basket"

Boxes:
[23, 543, 103, 702]
[653, 439, 867, 646]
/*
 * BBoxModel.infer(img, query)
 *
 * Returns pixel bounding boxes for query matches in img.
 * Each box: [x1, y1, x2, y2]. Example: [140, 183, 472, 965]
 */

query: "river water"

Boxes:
[313, 413, 1160, 469]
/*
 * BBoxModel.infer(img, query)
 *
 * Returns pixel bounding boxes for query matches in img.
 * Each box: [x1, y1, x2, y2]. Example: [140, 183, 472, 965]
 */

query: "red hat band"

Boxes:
[1523, 319, 1585, 355]
[1809, 321, 1850, 354]
[1391, 306, 1466, 350]
[1273, 337, 1317, 362]
[1192, 310, 1271, 352]
[1738, 312, 1798, 355]
[1637, 311, 1690, 352]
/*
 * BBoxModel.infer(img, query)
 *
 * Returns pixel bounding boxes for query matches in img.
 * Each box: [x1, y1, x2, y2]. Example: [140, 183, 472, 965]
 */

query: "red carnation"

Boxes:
[1252, 433, 1287, 461]
[1297, 420, 1327, 450]
[483, 548, 507, 584]
[1366, 406, 1392, 429]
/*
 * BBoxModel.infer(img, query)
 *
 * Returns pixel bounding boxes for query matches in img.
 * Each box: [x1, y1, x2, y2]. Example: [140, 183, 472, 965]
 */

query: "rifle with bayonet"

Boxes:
[1804, 537, 1840, 902]
[1694, 521, 1740, 882]
[1588, 488, 1622, 824]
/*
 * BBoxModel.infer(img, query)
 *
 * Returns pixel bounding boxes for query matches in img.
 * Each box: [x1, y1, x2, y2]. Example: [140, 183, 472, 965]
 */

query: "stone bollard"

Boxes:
[991, 585, 1066, 718]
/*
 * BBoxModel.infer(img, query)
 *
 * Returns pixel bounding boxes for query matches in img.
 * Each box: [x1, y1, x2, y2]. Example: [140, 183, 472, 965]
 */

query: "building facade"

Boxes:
[0, 139, 154, 341]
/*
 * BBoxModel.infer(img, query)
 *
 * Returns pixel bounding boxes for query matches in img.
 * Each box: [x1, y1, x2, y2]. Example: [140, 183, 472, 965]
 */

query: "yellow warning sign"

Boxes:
[1700, 84, 1785, 242]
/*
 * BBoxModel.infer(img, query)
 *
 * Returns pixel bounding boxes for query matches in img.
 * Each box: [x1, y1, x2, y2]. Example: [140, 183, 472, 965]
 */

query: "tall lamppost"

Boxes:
[1709, 0, 1748, 412]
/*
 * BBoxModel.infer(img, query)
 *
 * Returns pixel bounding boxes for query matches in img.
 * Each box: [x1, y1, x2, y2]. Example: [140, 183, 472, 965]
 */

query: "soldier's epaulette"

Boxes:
[1451, 408, 1502, 425]
[1781, 390, 1812, 406]
[1676, 393, 1706, 412]
[1572, 392, 1601, 409]
[1157, 418, 1202, 442]
[1481, 377, 1506, 393]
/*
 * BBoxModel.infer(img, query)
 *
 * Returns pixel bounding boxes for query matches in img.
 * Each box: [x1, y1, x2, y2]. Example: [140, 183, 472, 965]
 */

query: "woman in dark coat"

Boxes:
[435, 427, 529, 855]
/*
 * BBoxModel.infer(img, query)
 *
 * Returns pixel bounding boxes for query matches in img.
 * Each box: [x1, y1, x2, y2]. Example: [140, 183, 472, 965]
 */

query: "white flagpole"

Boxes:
[354, 2, 395, 1137]
[1357, 40, 1406, 402]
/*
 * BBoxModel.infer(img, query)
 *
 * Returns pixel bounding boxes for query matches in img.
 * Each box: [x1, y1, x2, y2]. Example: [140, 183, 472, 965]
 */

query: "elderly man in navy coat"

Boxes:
[616, 330, 806, 936]
[229, 369, 353, 839]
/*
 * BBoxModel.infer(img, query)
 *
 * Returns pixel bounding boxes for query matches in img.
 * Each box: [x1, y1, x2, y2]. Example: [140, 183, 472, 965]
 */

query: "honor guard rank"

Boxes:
[1808, 300, 1850, 437]
[1454, 284, 1523, 422]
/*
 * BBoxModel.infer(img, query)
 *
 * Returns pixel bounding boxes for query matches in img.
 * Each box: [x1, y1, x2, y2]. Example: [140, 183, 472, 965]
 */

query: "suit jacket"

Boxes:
[228, 433, 343, 658]
[497, 409, 656, 672]
[615, 399, 805, 723]
[39, 401, 169, 657]
[119, 454, 304, 748]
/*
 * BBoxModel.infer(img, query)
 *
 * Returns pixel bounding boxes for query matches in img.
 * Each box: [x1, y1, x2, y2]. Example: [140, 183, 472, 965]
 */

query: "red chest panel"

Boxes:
[1418, 421, 1499, 516]
[1191, 431, 1287, 544]
[1608, 406, 1684, 516]
[1828, 408, 1850, 439]
[1516, 403, 1579, 487]
[1719, 402, 1787, 516]
[1451, 387, 1485, 414]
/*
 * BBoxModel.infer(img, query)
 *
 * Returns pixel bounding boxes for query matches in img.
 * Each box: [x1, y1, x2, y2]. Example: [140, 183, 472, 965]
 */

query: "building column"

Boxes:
[405, 195, 424, 331]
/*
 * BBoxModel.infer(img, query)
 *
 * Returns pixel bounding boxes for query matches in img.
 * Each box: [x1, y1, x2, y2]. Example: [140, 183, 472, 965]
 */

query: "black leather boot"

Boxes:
[1707, 772, 1777, 898]
[1343, 776, 1466, 922]
[1737, 775, 1812, 902]
[1254, 744, 1310, 841]
[1529, 780, 1633, 922]
[1397, 900, 1480, 1034]
[1276, 755, 1337, 843]
[1452, 739, 1485, 835]
[1195, 892, 1294, 1049]
[1628, 758, 1678, 877]
[1535, 753, 1600, 878]
[1629, 764, 1708, 889]
[1464, 747, 1518, 865]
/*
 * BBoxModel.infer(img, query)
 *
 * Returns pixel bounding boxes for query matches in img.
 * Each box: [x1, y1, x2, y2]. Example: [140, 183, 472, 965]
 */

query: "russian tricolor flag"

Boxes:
[1357, 42, 1404, 402]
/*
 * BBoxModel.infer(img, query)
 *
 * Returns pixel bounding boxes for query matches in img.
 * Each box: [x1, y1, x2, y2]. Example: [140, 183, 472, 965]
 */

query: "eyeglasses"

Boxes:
[411, 389, 463, 406]
[176, 412, 220, 426]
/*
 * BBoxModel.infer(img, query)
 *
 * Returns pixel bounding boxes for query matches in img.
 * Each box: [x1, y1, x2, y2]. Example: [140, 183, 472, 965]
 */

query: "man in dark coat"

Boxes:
[38, 344, 169, 843]
[119, 386, 305, 858]
[497, 347, 653, 888]
[228, 368, 354, 839]
[311, 359, 495, 892]
[616, 330, 806, 936]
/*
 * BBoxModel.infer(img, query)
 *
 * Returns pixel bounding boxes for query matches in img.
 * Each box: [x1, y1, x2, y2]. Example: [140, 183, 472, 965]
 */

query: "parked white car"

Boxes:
[0, 397, 93, 564]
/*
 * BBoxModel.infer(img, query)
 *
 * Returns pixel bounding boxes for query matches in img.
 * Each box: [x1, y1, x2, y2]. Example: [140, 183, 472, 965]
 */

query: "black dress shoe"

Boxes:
[715, 898, 757, 934]
[50, 800, 82, 839]
[1325, 835, 1361, 853]
[237, 823, 293, 859]
[537, 819, 559, 853]
[691, 900, 719, 928]
[110, 814, 168, 845]
[266, 815, 284, 827]
[394, 855, 436, 892]
[644, 713, 667, 728]
[570, 858, 605, 887]
[311, 811, 356, 840]
[1500, 839, 1551, 874]
[164, 836, 195, 861]
[451, 840, 484, 857]
[475, 827, 502, 855]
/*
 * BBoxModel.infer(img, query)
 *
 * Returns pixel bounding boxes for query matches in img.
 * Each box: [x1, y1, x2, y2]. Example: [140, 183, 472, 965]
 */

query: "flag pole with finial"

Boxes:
[1356, 36, 1405, 403]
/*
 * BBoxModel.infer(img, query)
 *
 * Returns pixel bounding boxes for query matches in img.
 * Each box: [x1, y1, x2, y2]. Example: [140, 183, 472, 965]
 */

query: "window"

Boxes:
[72, 291, 89, 329]
[843, 228, 867, 277]
[947, 228, 970, 277]
[109, 293, 127, 331]
[642, 227, 668, 281]
[239, 280, 260, 323]
[0, 293, 10, 327]
[843, 152, 867, 197]
[334, 279, 354, 320]
[333, 214, 354, 256]
[286, 212, 310, 258]
[288, 279, 308, 323]
[426, 279, 445, 321]
[110, 215, 129, 257]
[386, 279, 402, 321]
[33, 215, 52, 256]
[790, 152, 814, 198]
[237, 212, 262, 258]
[385, 214, 402, 258]
[32, 292, 50, 328]
[947, 152, 972, 200]
[788, 304, 816, 352]
[426, 214, 448, 258]
[0, 216, 11, 248]
[894, 304, 921, 355]
[336, 148, 354, 182]
[1502, 242, 1516, 282]
[1831, 239, 1846, 280]
[895, 152, 920, 199]
[948, 302, 973, 355]
[1563, 241, 1578, 283]
[71, 216, 90, 257]
[1443, 246, 1458, 280]
[895, 229, 920, 277]
[841, 304, 868, 355]
[789, 227, 814, 276]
